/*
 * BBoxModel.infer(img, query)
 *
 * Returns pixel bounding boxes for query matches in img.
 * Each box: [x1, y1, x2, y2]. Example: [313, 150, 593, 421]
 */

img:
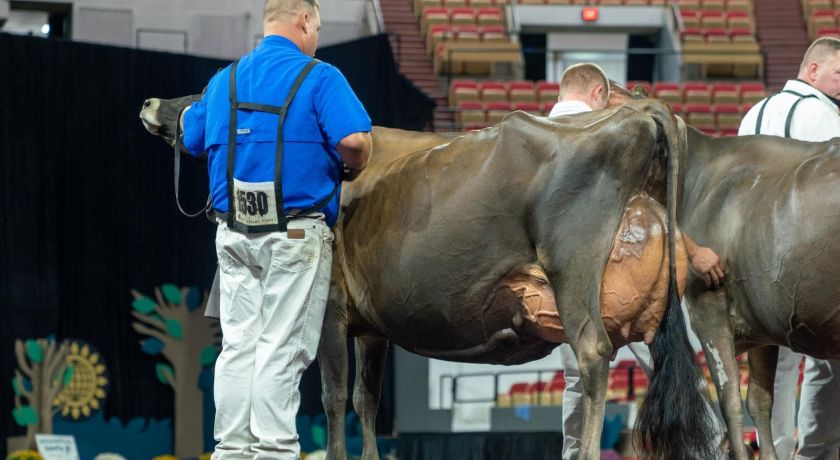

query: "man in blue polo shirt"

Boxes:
[179, 0, 372, 457]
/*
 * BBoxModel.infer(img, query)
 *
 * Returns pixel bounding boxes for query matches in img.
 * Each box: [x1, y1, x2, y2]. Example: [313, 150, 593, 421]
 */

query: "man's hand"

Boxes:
[689, 245, 725, 289]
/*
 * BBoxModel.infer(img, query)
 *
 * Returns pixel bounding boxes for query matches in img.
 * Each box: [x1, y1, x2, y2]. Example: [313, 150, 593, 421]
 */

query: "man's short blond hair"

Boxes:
[800, 37, 840, 72]
[264, 0, 319, 22]
[558, 63, 610, 102]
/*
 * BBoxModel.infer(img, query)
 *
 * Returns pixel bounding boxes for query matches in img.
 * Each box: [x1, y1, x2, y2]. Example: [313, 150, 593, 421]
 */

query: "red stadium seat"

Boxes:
[680, 10, 700, 29]
[513, 102, 542, 115]
[479, 81, 508, 101]
[508, 81, 536, 102]
[711, 82, 739, 103]
[715, 103, 742, 130]
[681, 27, 704, 41]
[486, 101, 513, 124]
[703, 27, 729, 42]
[480, 24, 507, 41]
[450, 7, 477, 24]
[817, 26, 840, 37]
[685, 103, 715, 130]
[655, 81, 683, 104]
[455, 24, 481, 41]
[456, 101, 486, 127]
[537, 81, 560, 103]
[450, 79, 480, 105]
[542, 102, 556, 116]
[684, 82, 712, 102]
[476, 7, 504, 25]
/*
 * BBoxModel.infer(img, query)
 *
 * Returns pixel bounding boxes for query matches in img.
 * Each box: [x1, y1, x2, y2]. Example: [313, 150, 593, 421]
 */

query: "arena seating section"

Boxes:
[450, 78, 768, 134]
[424, 0, 768, 132]
[802, 0, 840, 39]
[675, 0, 757, 43]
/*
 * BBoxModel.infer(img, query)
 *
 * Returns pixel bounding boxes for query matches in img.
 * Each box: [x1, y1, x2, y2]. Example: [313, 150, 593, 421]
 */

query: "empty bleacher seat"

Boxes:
[450, 79, 480, 105]
[685, 103, 716, 130]
[509, 81, 537, 102]
[487, 101, 513, 124]
[514, 102, 542, 115]
[476, 7, 504, 25]
[711, 82, 739, 103]
[739, 82, 766, 104]
[542, 102, 555, 116]
[537, 81, 560, 103]
[480, 81, 508, 101]
[655, 82, 683, 103]
[457, 101, 486, 126]
[714, 102, 742, 131]
[817, 26, 840, 38]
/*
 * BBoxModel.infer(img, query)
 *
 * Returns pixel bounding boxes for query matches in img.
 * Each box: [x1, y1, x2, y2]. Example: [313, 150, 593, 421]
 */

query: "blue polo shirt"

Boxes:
[182, 35, 371, 227]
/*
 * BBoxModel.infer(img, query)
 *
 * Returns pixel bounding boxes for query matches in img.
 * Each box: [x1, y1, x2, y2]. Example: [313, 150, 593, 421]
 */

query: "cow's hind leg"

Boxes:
[353, 336, 389, 460]
[746, 346, 779, 460]
[319, 294, 350, 460]
[568, 318, 611, 460]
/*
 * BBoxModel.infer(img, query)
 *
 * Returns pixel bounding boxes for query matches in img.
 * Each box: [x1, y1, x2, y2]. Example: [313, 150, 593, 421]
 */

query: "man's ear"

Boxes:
[808, 62, 819, 83]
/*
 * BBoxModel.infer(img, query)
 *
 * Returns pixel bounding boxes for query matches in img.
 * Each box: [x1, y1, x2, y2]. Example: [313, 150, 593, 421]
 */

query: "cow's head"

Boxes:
[139, 94, 202, 146]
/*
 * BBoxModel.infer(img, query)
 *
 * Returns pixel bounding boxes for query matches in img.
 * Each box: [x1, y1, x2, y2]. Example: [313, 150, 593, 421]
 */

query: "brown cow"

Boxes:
[140, 97, 716, 460]
[675, 125, 840, 460]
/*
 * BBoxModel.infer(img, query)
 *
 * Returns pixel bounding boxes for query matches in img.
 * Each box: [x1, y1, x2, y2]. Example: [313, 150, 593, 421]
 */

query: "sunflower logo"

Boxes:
[54, 341, 108, 419]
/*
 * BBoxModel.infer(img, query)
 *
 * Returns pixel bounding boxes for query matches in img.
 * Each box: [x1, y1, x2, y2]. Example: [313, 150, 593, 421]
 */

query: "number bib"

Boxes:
[233, 179, 279, 226]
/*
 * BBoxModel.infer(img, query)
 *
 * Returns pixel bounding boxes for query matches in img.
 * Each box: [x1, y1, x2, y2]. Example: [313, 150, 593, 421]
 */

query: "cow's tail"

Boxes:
[634, 108, 717, 460]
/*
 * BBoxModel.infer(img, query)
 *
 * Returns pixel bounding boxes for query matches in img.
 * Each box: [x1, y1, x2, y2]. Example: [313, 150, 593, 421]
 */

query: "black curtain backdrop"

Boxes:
[0, 32, 430, 452]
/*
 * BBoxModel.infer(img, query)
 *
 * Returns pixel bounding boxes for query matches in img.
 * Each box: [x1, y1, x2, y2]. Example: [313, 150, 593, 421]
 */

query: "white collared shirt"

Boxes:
[548, 100, 593, 117]
[738, 79, 840, 141]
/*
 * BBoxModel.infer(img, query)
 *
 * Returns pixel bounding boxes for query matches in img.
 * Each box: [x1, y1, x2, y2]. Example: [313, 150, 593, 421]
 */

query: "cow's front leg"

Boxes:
[568, 317, 611, 460]
[746, 346, 779, 460]
[319, 291, 350, 460]
[353, 335, 389, 460]
[687, 290, 750, 460]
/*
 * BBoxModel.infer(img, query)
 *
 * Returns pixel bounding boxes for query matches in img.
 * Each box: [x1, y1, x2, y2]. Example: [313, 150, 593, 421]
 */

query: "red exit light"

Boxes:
[582, 6, 600, 22]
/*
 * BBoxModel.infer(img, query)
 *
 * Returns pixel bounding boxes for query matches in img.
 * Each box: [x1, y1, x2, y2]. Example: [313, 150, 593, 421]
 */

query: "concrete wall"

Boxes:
[9, 0, 373, 59]
[513, 4, 680, 83]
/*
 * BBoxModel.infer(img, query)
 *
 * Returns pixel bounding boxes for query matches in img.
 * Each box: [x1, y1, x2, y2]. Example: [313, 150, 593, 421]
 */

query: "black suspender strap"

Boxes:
[754, 89, 818, 138]
[782, 90, 818, 138]
[273, 59, 319, 232]
[754, 91, 778, 135]
[225, 58, 321, 233]
[226, 60, 240, 229]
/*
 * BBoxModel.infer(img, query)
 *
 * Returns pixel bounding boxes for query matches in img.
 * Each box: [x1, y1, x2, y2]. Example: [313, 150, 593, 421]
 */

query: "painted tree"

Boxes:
[10, 338, 72, 449]
[131, 284, 220, 457]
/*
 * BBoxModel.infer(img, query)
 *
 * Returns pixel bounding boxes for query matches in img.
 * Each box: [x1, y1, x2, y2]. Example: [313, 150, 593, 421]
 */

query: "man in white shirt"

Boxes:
[739, 37, 840, 460]
[550, 64, 725, 459]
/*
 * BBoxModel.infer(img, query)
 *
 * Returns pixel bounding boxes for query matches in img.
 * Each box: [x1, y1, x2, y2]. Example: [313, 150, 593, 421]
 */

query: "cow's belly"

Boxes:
[388, 195, 686, 363]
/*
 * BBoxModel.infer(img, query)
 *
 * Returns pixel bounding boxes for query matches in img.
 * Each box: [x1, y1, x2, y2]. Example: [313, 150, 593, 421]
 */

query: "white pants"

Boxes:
[212, 218, 333, 460]
[770, 348, 840, 460]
